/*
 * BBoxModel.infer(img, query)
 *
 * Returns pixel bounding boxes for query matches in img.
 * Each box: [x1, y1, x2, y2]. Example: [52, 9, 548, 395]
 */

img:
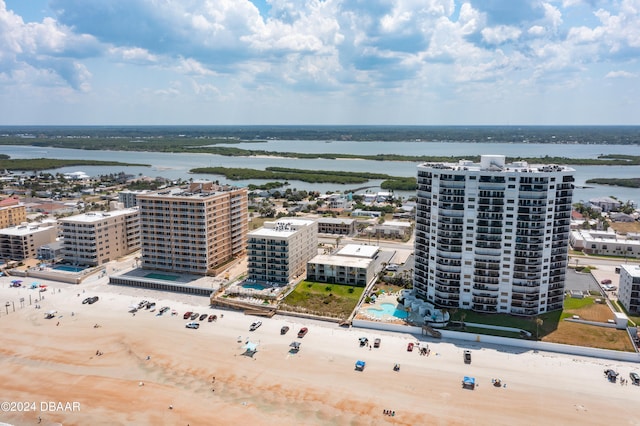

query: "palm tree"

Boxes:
[535, 317, 544, 340]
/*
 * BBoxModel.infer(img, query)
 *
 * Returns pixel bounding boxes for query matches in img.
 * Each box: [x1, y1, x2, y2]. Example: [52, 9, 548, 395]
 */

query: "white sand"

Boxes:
[1, 274, 639, 426]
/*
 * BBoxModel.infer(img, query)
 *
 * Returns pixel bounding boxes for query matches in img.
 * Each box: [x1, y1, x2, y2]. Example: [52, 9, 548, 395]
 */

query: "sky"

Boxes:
[0, 0, 639, 126]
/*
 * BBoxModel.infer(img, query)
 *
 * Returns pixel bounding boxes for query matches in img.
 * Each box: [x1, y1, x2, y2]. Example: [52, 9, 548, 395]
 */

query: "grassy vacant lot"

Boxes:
[542, 321, 635, 351]
[450, 296, 635, 351]
[280, 281, 364, 320]
[609, 221, 640, 235]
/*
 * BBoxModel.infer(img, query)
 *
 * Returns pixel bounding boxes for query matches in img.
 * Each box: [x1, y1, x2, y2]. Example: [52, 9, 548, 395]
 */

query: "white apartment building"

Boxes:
[137, 183, 248, 275]
[60, 208, 140, 266]
[307, 244, 378, 286]
[0, 221, 59, 261]
[570, 229, 640, 259]
[618, 264, 640, 315]
[414, 155, 574, 316]
[247, 219, 317, 286]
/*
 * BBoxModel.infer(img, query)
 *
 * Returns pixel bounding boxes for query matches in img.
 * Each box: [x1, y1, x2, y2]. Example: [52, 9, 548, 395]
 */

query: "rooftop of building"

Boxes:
[0, 221, 57, 235]
[419, 154, 575, 173]
[376, 220, 412, 228]
[60, 208, 139, 223]
[138, 182, 245, 200]
[337, 244, 379, 259]
[620, 264, 640, 277]
[248, 218, 316, 238]
[316, 217, 355, 224]
[309, 253, 374, 268]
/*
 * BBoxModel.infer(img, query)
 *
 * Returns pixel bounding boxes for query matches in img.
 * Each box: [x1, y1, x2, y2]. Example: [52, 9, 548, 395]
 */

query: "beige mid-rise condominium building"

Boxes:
[60, 208, 141, 266]
[137, 182, 248, 275]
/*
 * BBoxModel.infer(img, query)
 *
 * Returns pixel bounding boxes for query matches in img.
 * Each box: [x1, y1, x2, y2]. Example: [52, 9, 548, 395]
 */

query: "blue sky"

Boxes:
[1, 0, 639, 125]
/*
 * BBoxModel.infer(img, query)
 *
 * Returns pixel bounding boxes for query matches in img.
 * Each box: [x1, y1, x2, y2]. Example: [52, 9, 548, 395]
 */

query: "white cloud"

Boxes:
[605, 70, 637, 78]
[528, 25, 546, 36]
[0, 0, 639, 124]
[481, 25, 522, 45]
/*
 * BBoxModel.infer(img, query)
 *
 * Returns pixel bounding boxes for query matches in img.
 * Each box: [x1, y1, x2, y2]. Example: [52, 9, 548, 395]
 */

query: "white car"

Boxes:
[185, 322, 200, 329]
[249, 321, 262, 331]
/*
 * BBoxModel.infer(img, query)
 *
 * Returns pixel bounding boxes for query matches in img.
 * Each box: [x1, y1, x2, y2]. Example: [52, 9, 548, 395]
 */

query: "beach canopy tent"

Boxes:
[45, 310, 56, 319]
[462, 376, 476, 390]
[31, 282, 39, 289]
[355, 360, 366, 371]
[289, 342, 301, 352]
[243, 341, 259, 357]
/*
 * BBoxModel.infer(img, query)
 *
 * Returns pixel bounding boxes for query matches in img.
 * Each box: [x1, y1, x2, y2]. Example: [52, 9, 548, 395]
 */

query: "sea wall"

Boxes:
[352, 319, 640, 363]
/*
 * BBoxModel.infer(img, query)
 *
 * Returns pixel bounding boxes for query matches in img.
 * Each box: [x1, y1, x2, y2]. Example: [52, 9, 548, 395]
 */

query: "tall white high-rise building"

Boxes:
[414, 155, 574, 316]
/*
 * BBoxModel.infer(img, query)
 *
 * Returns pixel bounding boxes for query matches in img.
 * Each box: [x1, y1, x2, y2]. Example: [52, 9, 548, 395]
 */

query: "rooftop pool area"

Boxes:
[52, 265, 87, 273]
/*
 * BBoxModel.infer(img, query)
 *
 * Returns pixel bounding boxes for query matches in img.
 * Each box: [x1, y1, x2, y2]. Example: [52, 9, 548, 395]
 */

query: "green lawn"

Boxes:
[562, 296, 594, 310]
[449, 309, 563, 336]
[280, 281, 364, 320]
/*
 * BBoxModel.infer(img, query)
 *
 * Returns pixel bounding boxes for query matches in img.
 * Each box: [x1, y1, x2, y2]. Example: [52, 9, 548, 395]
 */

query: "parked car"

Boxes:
[374, 338, 381, 348]
[600, 279, 612, 285]
[87, 296, 99, 304]
[297, 327, 308, 338]
[630, 372, 640, 385]
[147, 302, 156, 309]
[185, 322, 200, 329]
[359, 337, 369, 347]
[250, 321, 262, 331]
[464, 350, 472, 364]
[159, 306, 170, 314]
[407, 342, 414, 352]
[190, 313, 199, 320]
[208, 314, 215, 322]
[280, 326, 290, 335]
[183, 311, 192, 320]
[82, 297, 92, 304]
[199, 313, 208, 321]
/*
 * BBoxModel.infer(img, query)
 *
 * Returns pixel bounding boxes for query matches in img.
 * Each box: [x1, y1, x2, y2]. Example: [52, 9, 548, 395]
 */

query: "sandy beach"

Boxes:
[1, 274, 639, 426]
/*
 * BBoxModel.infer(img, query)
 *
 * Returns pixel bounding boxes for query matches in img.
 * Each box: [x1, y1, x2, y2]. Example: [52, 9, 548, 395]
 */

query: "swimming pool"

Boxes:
[366, 303, 408, 319]
[145, 273, 179, 281]
[242, 282, 267, 290]
[52, 265, 86, 273]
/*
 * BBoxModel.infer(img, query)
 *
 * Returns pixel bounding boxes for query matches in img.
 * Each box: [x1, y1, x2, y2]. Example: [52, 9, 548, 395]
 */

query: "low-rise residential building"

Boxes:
[247, 218, 317, 286]
[307, 244, 379, 287]
[588, 197, 621, 212]
[60, 208, 140, 266]
[37, 240, 64, 262]
[318, 193, 352, 210]
[366, 220, 413, 239]
[0, 221, 59, 261]
[618, 264, 640, 315]
[570, 229, 640, 259]
[316, 217, 356, 236]
[351, 209, 381, 218]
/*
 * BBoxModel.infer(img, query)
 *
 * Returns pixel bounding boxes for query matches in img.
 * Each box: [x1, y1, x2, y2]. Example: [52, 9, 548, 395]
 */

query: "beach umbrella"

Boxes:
[39, 284, 47, 288]
[11, 279, 22, 283]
